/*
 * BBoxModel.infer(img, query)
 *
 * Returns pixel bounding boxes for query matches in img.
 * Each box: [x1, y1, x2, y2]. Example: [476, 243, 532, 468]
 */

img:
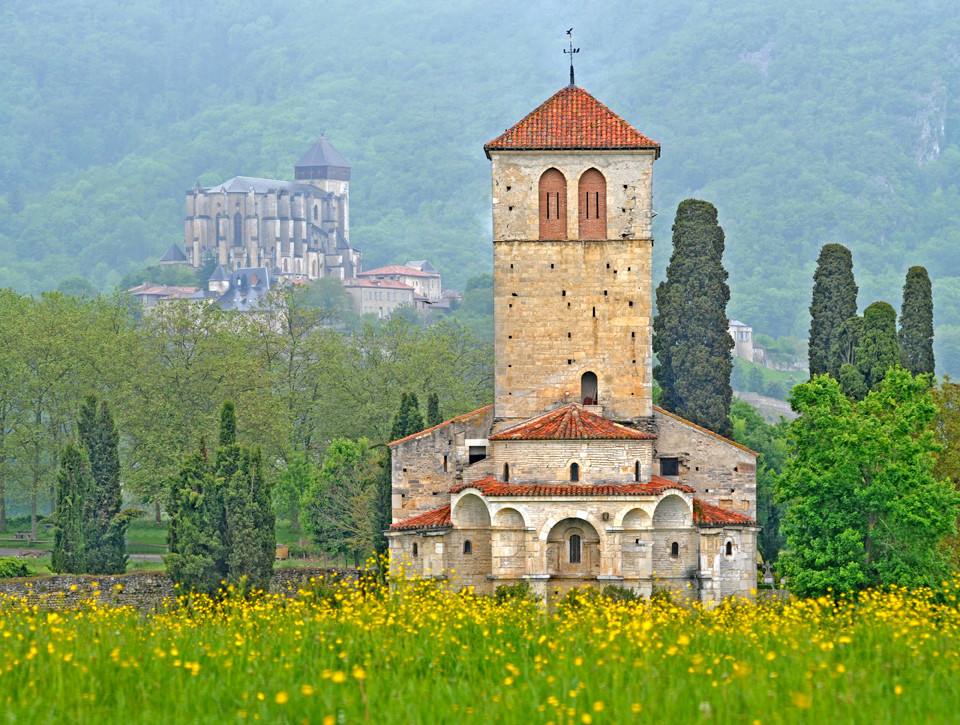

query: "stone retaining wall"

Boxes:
[0, 567, 356, 610]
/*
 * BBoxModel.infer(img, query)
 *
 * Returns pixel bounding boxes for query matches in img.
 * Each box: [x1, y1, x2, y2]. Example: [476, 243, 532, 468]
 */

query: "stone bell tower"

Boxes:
[484, 85, 660, 428]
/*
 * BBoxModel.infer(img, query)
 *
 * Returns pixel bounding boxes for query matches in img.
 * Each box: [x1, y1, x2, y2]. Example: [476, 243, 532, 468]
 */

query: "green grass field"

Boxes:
[1, 573, 959, 723]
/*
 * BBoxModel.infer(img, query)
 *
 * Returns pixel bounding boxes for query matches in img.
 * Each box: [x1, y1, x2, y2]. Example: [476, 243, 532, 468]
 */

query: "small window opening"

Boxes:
[413, 543, 419, 557]
[592, 307, 596, 317]
[443, 455, 448, 472]
[627, 267, 631, 271]
[468, 446, 487, 464]
[569, 534, 582, 564]
[660, 457, 679, 477]
[628, 301, 633, 307]
[725, 541, 733, 557]
[604, 290, 608, 296]
[464, 540, 473, 555]
[570, 463, 580, 482]
[606, 263, 610, 269]
[734, 466, 739, 472]
[671, 542, 679, 557]
[508, 206, 514, 211]
[550, 263, 555, 269]
[581, 371, 598, 405]
[562, 290, 566, 296]
[634, 461, 641, 482]
[567, 331, 572, 339]
[631, 331, 635, 338]
[503, 463, 510, 482]
[506, 185, 512, 191]
[511, 292, 518, 297]
[510, 263, 514, 269]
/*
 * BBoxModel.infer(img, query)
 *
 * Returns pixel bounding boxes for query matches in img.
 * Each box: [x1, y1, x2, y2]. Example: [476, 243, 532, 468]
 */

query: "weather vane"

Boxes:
[564, 28, 579, 86]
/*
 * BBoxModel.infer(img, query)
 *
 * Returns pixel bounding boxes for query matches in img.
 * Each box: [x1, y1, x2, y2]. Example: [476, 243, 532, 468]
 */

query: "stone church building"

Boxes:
[386, 83, 760, 603]
[183, 136, 361, 280]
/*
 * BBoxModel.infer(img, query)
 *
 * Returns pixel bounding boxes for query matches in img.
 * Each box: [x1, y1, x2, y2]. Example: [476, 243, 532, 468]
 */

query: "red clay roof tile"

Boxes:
[450, 475, 693, 497]
[389, 505, 451, 531]
[359, 265, 440, 278]
[693, 499, 758, 527]
[484, 85, 660, 157]
[489, 405, 655, 441]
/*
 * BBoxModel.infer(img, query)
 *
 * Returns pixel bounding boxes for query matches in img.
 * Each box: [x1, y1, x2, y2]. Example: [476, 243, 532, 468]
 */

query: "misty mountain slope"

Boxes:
[3, 0, 960, 371]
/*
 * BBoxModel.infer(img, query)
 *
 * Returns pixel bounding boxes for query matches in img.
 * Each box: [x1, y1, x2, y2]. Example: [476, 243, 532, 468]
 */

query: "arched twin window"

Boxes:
[578, 168, 607, 239]
[570, 462, 580, 482]
[569, 534, 582, 564]
[539, 169, 566, 239]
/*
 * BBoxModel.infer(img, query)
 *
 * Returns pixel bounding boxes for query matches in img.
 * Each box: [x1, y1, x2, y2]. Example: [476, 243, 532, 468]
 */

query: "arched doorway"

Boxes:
[545, 518, 601, 578]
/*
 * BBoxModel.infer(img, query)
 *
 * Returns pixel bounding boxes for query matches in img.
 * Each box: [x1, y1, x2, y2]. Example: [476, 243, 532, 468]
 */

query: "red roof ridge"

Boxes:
[359, 265, 440, 278]
[450, 476, 694, 497]
[484, 85, 659, 157]
[389, 504, 451, 531]
[653, 406, 758, 457]
[388, 404, 494, 447]
[490, 405, 656, 441]
[693, 499, 758, 527]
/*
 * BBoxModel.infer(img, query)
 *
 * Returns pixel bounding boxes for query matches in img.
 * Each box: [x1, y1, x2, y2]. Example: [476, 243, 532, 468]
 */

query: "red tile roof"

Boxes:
[484, 86, 660, 158]
[359, 265, 440, 278]
[388, 405, 494, 447]
[389, 505, 452, 531]
[450, 475, 693, 497]
[693, 499, 758, 527]
[127, 284, 200, 298]
[343, 278, 415, 291]
[653, 406, 758, 457]
[489, 405, 655, 441]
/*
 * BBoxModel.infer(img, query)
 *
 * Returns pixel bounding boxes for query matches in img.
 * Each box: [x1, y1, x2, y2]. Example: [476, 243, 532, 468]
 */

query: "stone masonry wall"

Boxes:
[493, 239, 653, 424]
[654, 408, 758, 519]
[0, 568, 356, 611]
[390, 406, 495, 522]
[489, 439, 655, 484]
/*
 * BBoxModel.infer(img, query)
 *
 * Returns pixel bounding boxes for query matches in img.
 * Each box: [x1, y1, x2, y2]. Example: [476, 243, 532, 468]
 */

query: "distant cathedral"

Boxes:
[183, 136, 361, 280]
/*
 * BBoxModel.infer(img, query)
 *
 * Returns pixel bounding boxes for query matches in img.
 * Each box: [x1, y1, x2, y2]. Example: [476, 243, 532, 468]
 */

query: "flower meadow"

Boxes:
[2, 574, 960, 724]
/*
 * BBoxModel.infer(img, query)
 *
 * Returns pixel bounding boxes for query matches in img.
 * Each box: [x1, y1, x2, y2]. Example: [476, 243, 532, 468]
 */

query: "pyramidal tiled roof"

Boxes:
[450, 475, 693, 497]
[296, 136, 349, 169]
[389, 505, 451, 531]
[489, 405, 656, 441]
[484, 85, 660, 158]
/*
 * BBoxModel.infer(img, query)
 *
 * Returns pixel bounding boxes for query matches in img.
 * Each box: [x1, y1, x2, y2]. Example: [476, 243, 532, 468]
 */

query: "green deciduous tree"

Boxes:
[654, 199, 733, 437]
[899, 266, 935, 376]
[808, 244, 858, 378]
[300, 438, 379, 567]
[777, 369, 959, 596]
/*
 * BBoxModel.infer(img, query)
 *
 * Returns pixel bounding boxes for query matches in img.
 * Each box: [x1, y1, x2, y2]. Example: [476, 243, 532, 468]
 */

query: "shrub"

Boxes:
[494, 580, 539, 605]
[0, 558, 30, 579]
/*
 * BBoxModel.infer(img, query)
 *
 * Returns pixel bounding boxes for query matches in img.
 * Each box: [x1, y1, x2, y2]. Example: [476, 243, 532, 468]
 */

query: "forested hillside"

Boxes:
[5, 1, 960, 371]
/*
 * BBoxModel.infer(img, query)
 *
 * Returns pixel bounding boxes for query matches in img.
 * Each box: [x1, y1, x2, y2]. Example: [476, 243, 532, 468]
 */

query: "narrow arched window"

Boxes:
[412, 542, 418, 557]
[570, 462, 580, 482]
[725, 541, 733, 556]
[503, 463, 510, 482]
[581, 371, 598, 405]
[313, 204, 319, 221]
[671, 542, 679, 557]
[569, 534, 582, 564]
[634, 461, 641, 482]
[578, 168, 607, 239]
[539, 168, 567, 240]
[463, 540, 472, 555]
[233, 212, 243, 246]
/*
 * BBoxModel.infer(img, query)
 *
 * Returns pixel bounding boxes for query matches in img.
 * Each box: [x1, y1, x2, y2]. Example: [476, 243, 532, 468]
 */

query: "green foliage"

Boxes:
[56, 276, 99, 298]
[390, 392, 425, 442]
[899, 266, 935, 376]
[777, 369, 959, 597]
[165, 403, 276, 596]
[300, 438, 379, 567]
[808, 244, 858, 378]
[493, 580, 538, 605]
[828, 315, 863, 378]
[51, 395, 134, 575]
[654, 199, 734, 437]
[0, 557, 30, 579]
[856, 302, 901, 395]
[426, 393, 442, 427]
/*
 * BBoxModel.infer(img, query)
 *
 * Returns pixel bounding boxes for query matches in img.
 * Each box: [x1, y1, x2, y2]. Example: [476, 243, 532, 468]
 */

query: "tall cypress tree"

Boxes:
[857, 302, 901, 394]
[899, 265, 935, 376]
[653, 199, 734, 437]
[426, 393, 442, 427]
[808, 244, 858, 378]
[51, 441, 92, 574]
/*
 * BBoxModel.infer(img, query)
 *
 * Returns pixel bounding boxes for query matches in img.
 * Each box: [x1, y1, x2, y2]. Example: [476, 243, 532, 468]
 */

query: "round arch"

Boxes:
[652, 495, 692, 527]
[452, 493, 491, 528]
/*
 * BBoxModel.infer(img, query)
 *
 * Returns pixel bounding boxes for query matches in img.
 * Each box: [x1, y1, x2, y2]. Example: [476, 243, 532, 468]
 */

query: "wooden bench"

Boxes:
[14, 530, 33, 541]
